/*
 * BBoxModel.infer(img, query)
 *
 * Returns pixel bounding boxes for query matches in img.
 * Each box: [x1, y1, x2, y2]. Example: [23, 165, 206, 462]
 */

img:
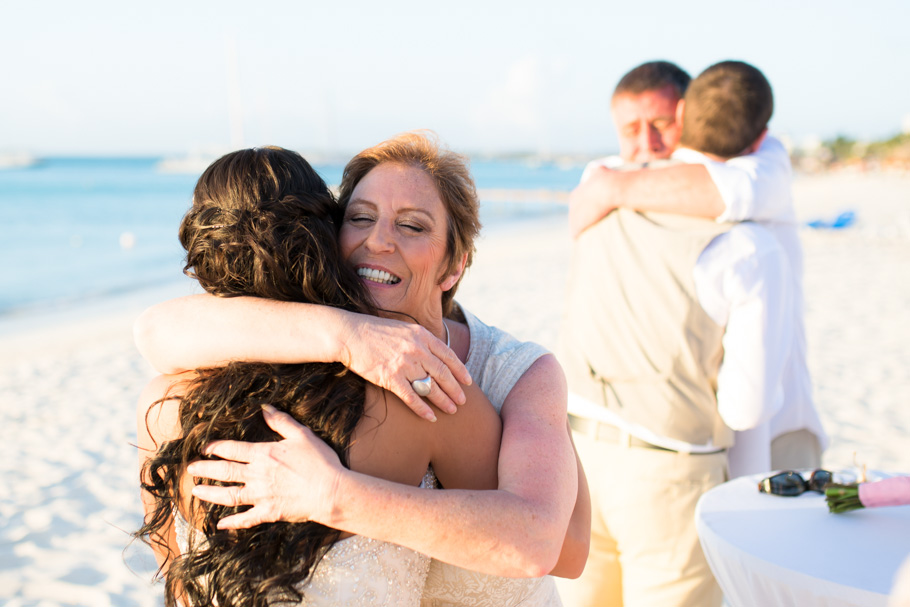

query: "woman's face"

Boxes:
[340, 162, 460, 322]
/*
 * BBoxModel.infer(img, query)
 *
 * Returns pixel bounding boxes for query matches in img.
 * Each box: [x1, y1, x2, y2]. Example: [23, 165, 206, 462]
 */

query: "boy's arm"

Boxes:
[713, 234, 792, 432]
[569, 163, 724, 237]
[699, 135, 794, 223]
[569, 136, 793, 238]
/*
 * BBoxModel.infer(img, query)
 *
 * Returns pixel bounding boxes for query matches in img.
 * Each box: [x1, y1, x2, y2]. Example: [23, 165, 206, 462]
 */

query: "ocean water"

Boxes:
[0, 156, 582, 317]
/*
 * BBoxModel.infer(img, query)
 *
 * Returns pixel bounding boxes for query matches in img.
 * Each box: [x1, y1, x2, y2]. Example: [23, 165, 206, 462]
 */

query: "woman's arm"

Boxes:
[549, 422, 591, 579]
[188, 355, 578, 577]
[136, 374, 187, 573]
[134, 294, 471, 421]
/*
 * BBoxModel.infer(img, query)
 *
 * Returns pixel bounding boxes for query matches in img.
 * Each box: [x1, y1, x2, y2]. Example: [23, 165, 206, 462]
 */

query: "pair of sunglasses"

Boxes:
[758, 470, 834, 496]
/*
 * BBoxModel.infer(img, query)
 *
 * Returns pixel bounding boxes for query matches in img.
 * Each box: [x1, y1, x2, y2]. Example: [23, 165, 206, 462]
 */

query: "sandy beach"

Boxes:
[1, 172, 908, 605]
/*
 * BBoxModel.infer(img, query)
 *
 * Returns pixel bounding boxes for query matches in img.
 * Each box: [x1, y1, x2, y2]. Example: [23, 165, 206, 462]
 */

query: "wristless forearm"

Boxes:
[615, 164, 725, 219]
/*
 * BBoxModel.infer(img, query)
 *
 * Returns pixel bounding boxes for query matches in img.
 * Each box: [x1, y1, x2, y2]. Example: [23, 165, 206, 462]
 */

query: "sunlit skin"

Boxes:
[340, 162, 465, 341]
[611, 84, 684, 163]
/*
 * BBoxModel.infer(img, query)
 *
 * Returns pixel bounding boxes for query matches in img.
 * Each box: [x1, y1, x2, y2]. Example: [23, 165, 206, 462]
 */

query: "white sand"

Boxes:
[1, 172, 908, 605]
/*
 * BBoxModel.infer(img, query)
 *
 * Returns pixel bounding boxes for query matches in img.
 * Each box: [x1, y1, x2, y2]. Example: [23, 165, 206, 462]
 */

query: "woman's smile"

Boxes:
[355, 265, 401, 286]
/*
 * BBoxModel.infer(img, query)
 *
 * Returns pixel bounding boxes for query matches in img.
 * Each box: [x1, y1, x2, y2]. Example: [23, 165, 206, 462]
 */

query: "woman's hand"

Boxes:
[337, 314, 471, 422]
[187, 405, 343, 529]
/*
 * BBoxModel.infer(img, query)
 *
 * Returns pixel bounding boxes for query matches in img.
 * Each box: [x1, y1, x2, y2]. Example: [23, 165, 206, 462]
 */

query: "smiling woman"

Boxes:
[134, 132, 590, 606]
[341, 154, 468, 339]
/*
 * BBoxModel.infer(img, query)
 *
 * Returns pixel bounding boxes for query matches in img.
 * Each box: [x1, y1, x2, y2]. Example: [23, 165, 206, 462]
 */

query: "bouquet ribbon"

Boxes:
[826, 476, 910, 513]
[858, 476, 910, 508]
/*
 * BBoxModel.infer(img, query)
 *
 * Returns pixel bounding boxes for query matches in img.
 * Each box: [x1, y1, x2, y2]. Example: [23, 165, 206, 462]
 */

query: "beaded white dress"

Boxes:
[175, 468, 436, 606]
[419, 306, 562, 607]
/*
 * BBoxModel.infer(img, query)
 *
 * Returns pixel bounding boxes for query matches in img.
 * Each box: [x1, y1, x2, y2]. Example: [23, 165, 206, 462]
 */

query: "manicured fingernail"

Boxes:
[262, 404, 277, 415]
[464, 374, 473, 386]
[426, 412, 437, 423]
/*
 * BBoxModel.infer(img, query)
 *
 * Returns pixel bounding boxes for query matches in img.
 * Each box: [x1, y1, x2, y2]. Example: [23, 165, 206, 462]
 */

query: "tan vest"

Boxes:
[559, 208, 734, 447]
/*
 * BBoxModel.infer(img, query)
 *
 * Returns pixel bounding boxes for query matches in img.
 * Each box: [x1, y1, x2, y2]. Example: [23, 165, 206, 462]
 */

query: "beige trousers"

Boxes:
[770, 429, 823, 471]
[556, 432, 727, 607]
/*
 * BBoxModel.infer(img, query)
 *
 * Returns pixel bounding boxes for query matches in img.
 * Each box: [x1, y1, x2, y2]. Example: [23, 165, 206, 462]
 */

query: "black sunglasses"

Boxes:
[758, 470, 834, 496]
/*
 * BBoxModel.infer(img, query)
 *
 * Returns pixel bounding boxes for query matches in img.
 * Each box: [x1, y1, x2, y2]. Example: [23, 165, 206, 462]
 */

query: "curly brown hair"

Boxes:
[136, 147, 376, 606]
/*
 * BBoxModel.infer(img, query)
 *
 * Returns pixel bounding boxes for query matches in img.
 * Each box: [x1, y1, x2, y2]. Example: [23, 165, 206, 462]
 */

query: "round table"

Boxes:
[695, 473, 910, 607]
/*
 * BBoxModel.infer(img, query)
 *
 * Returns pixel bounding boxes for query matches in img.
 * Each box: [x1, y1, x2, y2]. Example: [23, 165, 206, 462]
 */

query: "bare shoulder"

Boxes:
[430, 380, 501, 490]
[349, 384, 501, 491]
[348, 387, 435, 487]
[137, 372, 195, 450]
[139, 371, 195, 403]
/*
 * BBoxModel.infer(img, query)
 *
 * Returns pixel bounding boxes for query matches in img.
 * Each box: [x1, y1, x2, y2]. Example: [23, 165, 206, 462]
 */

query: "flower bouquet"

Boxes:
[826, 476, 910, 514]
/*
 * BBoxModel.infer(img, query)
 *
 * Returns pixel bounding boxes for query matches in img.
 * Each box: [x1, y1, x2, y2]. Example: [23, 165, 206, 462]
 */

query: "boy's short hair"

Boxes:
[613, 61, 691, 100]
[679, 60, 773, 158]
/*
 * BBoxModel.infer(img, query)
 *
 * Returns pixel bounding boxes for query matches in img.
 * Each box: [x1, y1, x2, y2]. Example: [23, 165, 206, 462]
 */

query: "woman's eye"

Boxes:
[400, 222, 424, 233]
[347, 214, 373, 224]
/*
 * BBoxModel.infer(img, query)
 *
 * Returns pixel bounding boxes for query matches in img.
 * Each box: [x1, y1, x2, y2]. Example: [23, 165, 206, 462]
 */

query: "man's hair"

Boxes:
[613, 60, 691, 100]
[679, 60, 774, 159]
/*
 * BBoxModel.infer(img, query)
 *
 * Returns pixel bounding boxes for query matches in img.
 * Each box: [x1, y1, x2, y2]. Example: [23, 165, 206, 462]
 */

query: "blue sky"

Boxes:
[3, 0, 908, 156]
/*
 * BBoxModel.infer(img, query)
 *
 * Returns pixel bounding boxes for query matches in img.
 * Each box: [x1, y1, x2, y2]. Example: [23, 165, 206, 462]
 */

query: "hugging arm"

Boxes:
[569, 164, 724, 237]
[189, 354, 579, 577]
[550, 423, 591, 578]
[136, 374, 191, 603]
[134, 294, 470, 421]
[569, 136, 792, 237]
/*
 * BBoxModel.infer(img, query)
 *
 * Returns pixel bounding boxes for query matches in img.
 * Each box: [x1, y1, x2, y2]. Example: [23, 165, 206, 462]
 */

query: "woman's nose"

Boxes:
[363, 220, 395, 253]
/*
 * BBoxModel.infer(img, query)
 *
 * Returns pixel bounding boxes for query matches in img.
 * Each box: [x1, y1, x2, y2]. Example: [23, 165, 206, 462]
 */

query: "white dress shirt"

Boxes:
[675, 137, 828, 476]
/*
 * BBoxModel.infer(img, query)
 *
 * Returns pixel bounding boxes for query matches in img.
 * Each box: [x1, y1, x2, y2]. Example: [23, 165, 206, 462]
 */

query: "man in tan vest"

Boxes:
[556, 61, 793, 607]
[568, 61, 827, 478]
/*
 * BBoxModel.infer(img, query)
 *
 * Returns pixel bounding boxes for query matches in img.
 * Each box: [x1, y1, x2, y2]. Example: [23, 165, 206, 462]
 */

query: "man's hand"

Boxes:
[336, 314, 470, 422]
[188, 405, 343, 529]
[569, 167, 617, 238]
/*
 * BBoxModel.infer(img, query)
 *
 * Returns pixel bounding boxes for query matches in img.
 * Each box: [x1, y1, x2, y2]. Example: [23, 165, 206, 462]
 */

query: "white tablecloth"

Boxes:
[696, 473, 910, 607]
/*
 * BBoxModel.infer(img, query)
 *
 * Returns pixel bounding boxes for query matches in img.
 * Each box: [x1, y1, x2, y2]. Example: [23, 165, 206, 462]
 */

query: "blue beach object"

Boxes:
[806, 210, 856, 230]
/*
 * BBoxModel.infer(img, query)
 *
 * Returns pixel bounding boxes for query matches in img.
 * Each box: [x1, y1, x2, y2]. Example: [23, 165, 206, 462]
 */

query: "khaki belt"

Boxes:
[567, 414, 725, 455]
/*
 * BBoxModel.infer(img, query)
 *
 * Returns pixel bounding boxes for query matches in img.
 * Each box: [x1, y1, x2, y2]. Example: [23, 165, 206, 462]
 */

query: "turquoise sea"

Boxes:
[0, 157, 583, 317]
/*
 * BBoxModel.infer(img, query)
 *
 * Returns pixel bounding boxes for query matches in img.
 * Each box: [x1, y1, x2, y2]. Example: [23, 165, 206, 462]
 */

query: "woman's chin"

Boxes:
[364, 284, 405, 314]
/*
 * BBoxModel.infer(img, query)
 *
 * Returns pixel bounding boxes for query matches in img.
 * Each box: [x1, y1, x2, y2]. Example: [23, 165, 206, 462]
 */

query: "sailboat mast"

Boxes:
[226, 35, 244, 150]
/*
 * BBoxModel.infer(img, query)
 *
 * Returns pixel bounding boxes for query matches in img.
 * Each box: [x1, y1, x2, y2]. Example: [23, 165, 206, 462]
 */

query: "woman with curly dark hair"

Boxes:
[135, 146, 501, 607]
